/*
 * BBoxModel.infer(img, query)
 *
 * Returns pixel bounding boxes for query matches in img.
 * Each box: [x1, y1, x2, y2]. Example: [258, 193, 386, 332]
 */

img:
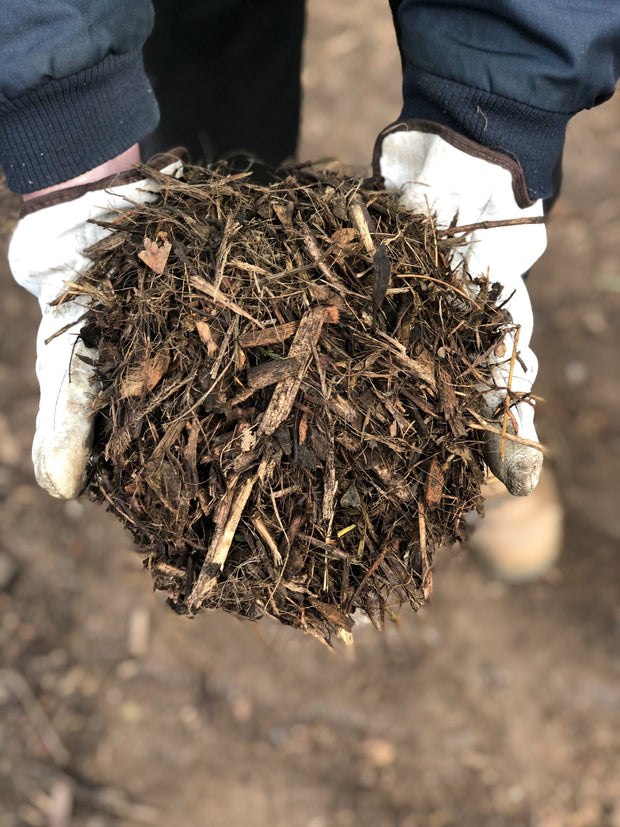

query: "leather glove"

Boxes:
[9, 156, 183, 499]
[375, 121, 546, 495]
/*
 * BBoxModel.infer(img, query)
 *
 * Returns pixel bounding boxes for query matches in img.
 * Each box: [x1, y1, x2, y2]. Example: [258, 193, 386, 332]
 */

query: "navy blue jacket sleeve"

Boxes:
[390, 0, 620, 200]
[0, 1, 159, 193]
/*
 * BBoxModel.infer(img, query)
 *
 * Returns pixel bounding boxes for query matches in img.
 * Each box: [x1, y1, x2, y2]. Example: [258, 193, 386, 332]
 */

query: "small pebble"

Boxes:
[564, 360, 587, 385]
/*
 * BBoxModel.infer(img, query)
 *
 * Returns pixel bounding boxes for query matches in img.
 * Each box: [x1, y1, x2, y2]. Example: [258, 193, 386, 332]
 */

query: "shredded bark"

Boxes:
[65, 161, 514, 646]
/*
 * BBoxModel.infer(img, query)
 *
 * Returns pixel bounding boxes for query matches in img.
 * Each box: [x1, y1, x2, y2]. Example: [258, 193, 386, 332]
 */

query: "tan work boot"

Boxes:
[465, 466, 564, 583]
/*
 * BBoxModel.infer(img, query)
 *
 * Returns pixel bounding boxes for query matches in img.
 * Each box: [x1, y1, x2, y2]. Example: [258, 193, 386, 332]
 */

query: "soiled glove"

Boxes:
[375, 121, 546, 495]
[9, 157, 183, 499]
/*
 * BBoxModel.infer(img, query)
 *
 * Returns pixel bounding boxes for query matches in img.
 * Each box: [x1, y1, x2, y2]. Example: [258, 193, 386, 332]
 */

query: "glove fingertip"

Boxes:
[33, 441, 90, 500]
[484, 433, 543, 496]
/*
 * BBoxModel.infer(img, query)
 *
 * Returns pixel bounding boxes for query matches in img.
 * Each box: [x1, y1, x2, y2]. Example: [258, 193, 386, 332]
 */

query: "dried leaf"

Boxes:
[340, 483, 361, 509]
[120, 350, 170, 398]
[330, 227, 357, 245]
[138, 232, 172, 275]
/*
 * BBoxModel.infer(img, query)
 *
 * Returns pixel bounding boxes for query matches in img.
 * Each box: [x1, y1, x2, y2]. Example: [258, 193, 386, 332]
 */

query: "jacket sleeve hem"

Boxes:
[0, 50, 159, 194]
[401, 65, 575, 201]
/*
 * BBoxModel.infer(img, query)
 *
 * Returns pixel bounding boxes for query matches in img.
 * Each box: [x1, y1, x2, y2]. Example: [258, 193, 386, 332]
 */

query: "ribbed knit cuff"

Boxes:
[0, 50, 160, 194]
[401, 66, 574, 202]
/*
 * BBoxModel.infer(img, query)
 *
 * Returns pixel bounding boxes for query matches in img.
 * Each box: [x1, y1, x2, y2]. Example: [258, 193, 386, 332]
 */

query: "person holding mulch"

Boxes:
[3, 2, 617, 586]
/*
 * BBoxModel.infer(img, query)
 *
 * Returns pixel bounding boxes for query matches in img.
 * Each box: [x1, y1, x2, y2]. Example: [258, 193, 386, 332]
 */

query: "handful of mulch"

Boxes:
[65, 162, 514, 645]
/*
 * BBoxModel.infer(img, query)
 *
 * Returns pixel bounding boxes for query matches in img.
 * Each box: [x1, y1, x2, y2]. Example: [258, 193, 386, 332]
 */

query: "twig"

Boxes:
[459, 335, 510, 378]
[252, 515, 283, 566]
[189, 273, 265, 327]
[418, 500, 428, 568]
[346, 540, 395, 613]
[467, 413, 546, 453]
[422, 569, 433, 601]
[373, 330, 437, 390]
[257, 306, 325, 436]
[395, 270, 480, 307]
[322, 433, 338, 536]
[238, 306, 339, 349]
[239, 320, 299, 348]
[188, 475, 256, 610]
[500, 325, 521, 460]
[188, 448, 280, 610]
[43, 313, 88, 345]
[213, 212, 238, 290]
[348, 195, 376, 255]
[154, 561, 187, 578]
[437, 216, 545, 237]
[298, 221, 349, 293]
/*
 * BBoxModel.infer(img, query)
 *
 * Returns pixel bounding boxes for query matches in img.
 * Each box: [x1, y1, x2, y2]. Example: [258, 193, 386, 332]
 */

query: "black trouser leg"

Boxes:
[142, 0, 306, 165]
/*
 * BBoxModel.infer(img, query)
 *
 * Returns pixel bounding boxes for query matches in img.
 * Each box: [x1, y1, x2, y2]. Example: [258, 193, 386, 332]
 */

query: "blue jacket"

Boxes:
[1, 1, 619, 197]
[390, 0, 620, 200]
[0, 1, 158, 193]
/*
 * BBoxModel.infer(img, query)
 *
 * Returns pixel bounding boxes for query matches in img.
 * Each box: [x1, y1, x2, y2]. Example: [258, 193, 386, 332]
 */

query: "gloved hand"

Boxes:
[9, 155, 183, 499]
[375, 121, 546, 496]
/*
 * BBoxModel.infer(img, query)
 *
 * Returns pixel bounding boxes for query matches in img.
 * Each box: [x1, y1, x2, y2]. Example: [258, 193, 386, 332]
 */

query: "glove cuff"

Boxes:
[373, 119, 534, 209]
[20, 147, 188, 218]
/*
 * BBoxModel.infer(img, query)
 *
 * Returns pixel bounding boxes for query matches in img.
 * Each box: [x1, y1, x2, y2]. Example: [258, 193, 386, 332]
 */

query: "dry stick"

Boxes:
[252, 515, 283, 566]
[213, 212, 237, 290]
[396, 270, 480, 307]
[346, 540, 395, 613]
[373, 329, 437, 390]
[459, 335, 509, 378]
[246, 356, 301, 391]
[418, 500, 429, 569]
[322, 436, 338, 538]
[189, 273, 265, 327]
[467, 412, 546, 453]
[500, 325, 521, 460]
[422, 569, 433, 602]
[188, 448, 281, 609]
[154, 561, 187, 579]
[416, 492, 434, 602]
[239, 320, 299, 348]
[209, 322, 235, 379]
[200, 479, 237, 556]
[349, 195, 396, 320]
[437, 215, 545, 237]
[187, 475, 253, 611]
[257, 306, 325, 437]
[348, 195, 376, 256]
[238, 305, 340, 349]
[298, 222, 350, 294]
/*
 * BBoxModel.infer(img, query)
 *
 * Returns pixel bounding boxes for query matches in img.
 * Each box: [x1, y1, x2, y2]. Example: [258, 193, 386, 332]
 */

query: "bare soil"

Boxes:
[1, 2, 619, 826]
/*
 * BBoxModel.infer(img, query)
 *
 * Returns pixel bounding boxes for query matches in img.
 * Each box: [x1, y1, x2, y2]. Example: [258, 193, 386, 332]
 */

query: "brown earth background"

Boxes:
[1, 2, 619, 825]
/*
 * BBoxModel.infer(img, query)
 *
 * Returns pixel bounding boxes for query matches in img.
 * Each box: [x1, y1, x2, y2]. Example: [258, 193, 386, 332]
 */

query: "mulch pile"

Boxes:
[63, 161, 514, 645]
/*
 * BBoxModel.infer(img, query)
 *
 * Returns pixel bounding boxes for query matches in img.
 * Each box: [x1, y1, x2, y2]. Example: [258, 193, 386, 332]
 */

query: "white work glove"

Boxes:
[9, 157, 183, 499]
[376, 121, 546, 495]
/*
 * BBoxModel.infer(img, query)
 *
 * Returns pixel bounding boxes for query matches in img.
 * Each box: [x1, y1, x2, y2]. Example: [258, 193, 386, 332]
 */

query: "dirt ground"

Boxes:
[1, 3, 619, 826]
